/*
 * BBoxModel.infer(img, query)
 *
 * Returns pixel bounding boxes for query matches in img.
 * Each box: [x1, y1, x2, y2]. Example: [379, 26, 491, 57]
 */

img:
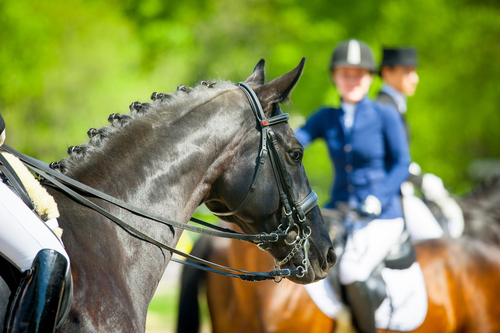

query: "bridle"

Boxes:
[211, 82, 319, 278]
[0, 82, 318, 282]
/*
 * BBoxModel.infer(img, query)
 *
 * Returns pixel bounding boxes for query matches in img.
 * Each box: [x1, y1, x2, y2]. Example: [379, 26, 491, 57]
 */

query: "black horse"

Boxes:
[0, 59, 335, 332]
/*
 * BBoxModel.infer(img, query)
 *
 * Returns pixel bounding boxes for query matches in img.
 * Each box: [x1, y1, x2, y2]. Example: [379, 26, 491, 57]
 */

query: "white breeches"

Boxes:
[403, 195, 444, 241]
[0, 182, 69, 272]
[339, 217, 404, 285]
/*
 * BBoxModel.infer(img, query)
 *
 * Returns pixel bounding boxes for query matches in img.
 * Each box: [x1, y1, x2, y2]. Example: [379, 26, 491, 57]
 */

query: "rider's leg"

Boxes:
[403, 195, 444, 240]
[339, 217, 404, 284]
[3, 249, 68, 333]
[0, 182, 69, 271]
[339, 217, 404, 333]
[416, 174, 465, 238]
[440, 198, 464, 238]
[401, 181, 444, 240]
[0, 182, 70, 333]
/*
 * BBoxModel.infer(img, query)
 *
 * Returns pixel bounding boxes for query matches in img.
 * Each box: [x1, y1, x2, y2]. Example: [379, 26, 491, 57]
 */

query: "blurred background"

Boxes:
[1, 0, 499, 331]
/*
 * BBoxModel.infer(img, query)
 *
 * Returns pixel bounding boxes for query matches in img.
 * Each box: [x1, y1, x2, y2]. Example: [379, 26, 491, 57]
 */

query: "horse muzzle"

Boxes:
[271, 225, 336, 284]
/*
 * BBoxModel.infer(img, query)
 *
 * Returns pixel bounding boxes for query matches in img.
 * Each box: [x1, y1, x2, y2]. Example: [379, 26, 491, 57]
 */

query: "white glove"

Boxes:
[421, 173, 448, 202]
[360, 195, 382, 217]
[409, 162, 422, 176]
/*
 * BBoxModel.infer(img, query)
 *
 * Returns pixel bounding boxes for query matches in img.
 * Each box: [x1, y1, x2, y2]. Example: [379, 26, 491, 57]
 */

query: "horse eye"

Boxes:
[290, 150, 302, 162]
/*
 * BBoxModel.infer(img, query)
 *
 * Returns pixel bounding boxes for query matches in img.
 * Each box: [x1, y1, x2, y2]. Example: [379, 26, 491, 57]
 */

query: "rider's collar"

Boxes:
[381, 84, 407, 114]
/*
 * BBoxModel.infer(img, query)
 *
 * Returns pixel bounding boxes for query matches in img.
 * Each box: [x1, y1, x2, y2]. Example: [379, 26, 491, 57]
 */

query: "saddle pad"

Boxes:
[304, 262, 428, 331]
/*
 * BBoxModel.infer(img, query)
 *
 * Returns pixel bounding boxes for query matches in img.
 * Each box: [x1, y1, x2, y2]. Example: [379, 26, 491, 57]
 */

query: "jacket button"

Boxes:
[344, 144, 352, 152]
[345, 165, 353, 173]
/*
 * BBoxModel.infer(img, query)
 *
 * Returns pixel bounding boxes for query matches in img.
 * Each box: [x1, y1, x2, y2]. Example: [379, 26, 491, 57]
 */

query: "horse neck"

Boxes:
[69, 100, 246, 225]
[60, 98, 249, 330]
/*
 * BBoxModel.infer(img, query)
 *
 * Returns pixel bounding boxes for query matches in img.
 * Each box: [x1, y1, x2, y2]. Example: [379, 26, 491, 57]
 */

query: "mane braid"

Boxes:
[54, 80, 234, 175]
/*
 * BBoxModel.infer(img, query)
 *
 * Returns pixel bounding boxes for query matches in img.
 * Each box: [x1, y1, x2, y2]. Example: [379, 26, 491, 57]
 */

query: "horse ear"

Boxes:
[256, 58, 305, 116]
[244, 59, 266, 85]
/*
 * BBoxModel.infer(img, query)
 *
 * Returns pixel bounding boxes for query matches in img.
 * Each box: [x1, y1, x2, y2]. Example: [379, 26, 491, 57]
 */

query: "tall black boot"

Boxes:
[4, 249, 68, 333]
[344, 281, 378, 333]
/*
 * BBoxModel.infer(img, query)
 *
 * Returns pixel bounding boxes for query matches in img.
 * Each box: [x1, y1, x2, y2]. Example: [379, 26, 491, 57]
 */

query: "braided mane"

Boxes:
[52, 80, 234, 175]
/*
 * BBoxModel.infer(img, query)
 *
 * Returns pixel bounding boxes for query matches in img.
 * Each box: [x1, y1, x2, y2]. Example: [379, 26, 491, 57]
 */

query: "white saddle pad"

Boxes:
[304, 262, 427, 331]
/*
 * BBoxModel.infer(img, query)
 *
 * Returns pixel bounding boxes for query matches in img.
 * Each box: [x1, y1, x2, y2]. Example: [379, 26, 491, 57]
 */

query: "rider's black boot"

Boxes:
[4, 249, 68, 333]
[344, 280, 378, 333]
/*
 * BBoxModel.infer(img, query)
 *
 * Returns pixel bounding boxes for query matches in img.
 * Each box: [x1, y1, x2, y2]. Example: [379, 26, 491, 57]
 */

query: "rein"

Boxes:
[0, 82, 318, 282]
[1, 144, 291, 281]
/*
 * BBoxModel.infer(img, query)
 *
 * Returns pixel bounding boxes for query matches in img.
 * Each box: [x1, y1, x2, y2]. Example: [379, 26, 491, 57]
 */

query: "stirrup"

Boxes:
[4, 249, 68, 333]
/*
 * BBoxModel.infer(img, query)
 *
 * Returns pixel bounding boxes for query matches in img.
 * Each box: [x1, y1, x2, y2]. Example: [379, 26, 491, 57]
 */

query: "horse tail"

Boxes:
[176, 234, 212, 333]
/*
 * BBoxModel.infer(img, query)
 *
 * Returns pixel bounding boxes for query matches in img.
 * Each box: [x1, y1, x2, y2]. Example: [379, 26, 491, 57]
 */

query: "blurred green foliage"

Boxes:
[1, 0, 500, 200]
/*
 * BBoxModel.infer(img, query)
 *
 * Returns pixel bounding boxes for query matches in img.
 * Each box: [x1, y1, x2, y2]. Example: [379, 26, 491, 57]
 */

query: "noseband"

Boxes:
[212, 82, 319, 278]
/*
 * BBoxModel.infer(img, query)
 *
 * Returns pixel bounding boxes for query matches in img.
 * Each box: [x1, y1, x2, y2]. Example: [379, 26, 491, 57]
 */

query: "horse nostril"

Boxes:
[327, 247, 337, 268]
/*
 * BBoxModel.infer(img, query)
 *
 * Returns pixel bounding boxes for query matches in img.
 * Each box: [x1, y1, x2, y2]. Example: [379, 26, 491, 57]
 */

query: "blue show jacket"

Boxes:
[295, 97, 411, 219]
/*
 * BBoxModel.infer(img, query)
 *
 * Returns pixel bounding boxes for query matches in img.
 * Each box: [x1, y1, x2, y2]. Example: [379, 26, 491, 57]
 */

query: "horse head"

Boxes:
[205, 59, 336, 283]
[51, 58, 335, 290]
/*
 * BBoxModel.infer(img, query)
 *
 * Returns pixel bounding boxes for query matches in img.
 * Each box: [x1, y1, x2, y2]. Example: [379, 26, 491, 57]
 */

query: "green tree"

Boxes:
[1, 0, 499, 198]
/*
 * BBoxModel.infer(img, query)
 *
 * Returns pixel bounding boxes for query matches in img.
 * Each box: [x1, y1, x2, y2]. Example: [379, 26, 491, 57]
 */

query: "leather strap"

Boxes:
[0, 145, 284, 243]
[0, 147, 294, 281]
[28, 158, 298, 281]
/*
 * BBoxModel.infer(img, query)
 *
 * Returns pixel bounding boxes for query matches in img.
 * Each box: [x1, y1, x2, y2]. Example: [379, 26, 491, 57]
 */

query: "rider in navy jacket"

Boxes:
[295, 97, 410, 220]
[295, 39, 411, 333]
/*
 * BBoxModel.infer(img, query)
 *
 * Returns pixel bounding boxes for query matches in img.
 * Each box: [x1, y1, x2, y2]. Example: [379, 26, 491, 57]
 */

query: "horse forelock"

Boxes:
[56, 80, 237, 175]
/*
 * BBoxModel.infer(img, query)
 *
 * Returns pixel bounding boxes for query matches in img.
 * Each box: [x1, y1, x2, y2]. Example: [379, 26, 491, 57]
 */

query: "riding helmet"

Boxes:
[330, 39, 377, 73]
[380, 47, 419, 67]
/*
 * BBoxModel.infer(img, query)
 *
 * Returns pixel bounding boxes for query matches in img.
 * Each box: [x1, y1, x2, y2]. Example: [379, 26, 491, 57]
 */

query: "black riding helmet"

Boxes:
[330, 39, 377, 73]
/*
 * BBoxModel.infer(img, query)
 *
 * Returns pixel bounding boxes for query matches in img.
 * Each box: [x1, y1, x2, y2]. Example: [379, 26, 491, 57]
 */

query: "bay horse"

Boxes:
[0, 59, 336, 332]
[177, 180, 500, 333]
